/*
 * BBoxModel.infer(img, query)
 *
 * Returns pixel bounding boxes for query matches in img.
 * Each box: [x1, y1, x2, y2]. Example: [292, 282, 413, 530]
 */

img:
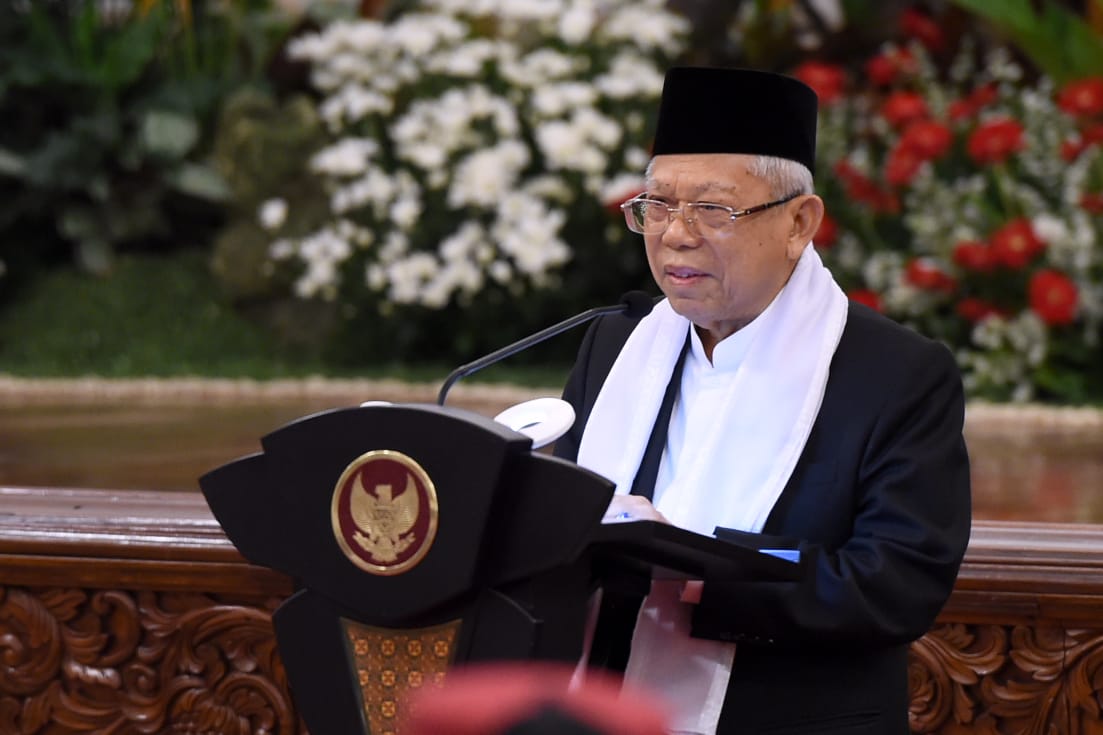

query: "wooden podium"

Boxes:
[200, 403, 801, 735]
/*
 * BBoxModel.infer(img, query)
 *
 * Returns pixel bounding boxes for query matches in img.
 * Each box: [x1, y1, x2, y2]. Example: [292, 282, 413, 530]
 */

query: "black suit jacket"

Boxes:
[555, 300, 972, 734]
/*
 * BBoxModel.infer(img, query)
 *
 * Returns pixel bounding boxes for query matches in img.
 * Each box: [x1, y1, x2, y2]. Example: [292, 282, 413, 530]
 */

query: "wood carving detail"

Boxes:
[6, 582, 1103, 735]
[0, 586, 300, 735]
[909, 622, 1008, 732]
[909, 623, 1103, 734]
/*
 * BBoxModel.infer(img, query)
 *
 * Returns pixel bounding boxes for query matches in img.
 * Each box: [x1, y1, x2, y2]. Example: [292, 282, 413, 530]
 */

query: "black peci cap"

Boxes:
[652, 67, 819, 174]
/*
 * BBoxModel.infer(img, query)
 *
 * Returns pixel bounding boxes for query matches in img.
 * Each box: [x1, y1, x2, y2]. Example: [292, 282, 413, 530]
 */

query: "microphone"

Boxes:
[436, 291, 655, 405]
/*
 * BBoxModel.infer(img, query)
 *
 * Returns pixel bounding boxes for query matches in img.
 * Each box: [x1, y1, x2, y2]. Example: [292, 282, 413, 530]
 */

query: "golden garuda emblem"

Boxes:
[331, 450, 438, 575]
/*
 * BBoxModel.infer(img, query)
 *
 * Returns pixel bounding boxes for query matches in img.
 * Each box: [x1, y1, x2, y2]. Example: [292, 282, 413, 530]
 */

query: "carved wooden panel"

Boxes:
[0, 585, 302, 735]
[6, 487, 1103, 734]
[910, 622, 1103, 734]
[8, 585, 1103, 735]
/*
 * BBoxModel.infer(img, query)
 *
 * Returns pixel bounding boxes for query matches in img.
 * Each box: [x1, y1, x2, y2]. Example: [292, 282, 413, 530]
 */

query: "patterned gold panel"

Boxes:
[342, 617, 460, 735]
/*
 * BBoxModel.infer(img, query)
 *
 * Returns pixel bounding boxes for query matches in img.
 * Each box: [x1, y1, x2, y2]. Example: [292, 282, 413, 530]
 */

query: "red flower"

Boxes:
[899, 119, 953, 160]
[905, 257, 956, 292]
[901, 9, 944, 51]
[990, 219, 1046, 269]
[849, 289, 883, 311]
[1062, 138, 1087, 161]
[966, 118, 1025, 164]
[970, 84, 999, 108]
[956, 297, 1003, 323]
[1066, 123, 1103, 160]
[1029, 269, 1078, 326]
[948, 99, 971, 121]
[885, 143, 924, 186]
[952, 240, 995, 272]
[1083, 123, 1103, 145]
[833, 160, 900, 213]
[832, 159, 861, 180]
[881, 91, 929, 128]
[1080, 192, 1103, 213]
[814, 212, 838, 248]
[793, 61, 847, 104]
[865, 55, 896, 87]
[865, 48, 916, 86]
[1057, 78, 1103, 117]
[949, 84, 998, 121]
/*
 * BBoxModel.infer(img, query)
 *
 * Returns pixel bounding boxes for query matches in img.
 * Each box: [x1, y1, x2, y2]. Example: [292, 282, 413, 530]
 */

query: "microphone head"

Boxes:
[620, 290, 655, 320]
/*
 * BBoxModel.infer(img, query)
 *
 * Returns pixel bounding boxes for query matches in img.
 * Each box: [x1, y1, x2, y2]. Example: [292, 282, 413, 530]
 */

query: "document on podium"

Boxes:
[591, 520, 803, 583]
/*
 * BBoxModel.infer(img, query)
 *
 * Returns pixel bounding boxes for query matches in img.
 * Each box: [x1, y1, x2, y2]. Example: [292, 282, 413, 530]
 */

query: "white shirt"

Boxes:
[652, 314, 768, 513]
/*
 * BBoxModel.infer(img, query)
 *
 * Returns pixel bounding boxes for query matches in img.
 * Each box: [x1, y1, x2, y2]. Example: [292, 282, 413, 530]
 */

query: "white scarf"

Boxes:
[576, 245, 847, 734]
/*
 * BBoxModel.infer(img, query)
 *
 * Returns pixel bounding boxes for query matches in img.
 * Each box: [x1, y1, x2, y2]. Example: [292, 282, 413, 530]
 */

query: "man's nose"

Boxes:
[661, 208, 699, 247]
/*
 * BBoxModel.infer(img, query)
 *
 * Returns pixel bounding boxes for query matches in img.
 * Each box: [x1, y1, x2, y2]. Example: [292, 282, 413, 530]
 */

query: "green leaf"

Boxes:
[98, 14, 164, 90]
[946, 0, 1103, 83]
[947, 0, 1042, 34]
[140, 109, 200, 158]
[14, 5, 75, 86]
[168, 163, 233, 202]
[1033, 364, 1087, 403]
[1057, 6, 1103, 80]
[70, 2, 99, 71]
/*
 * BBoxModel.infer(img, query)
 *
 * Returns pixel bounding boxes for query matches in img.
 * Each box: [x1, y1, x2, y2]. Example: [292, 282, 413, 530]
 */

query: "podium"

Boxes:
[200, 403, 801, 735]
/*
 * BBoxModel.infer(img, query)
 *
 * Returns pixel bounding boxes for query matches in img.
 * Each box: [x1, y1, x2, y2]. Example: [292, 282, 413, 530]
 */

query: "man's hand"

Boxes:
[603, 494, 671, 523]
[680, 580, 703, 604]
[602, 497, 703, 603]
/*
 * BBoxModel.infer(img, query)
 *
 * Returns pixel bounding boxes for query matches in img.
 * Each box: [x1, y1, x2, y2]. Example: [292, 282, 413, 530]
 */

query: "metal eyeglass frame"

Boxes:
[620, 192, 800, 235]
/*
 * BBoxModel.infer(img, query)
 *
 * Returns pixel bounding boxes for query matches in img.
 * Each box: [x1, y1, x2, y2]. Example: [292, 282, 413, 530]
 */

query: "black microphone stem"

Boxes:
[436, 302, 628, 406]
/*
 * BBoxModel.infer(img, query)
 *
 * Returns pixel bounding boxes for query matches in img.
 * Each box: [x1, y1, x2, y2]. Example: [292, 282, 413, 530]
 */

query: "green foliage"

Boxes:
[0, 0, 292, 284]
[0, 249, 569, 384]
[677, 0, 912, 70]
[946, 0, 1103, 84]
[0, 251, 310, 378]
[208, 87, 331, 304]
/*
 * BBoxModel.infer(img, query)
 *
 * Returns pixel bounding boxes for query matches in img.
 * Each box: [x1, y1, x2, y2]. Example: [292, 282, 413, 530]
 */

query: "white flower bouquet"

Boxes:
[260, 0, 688, 359]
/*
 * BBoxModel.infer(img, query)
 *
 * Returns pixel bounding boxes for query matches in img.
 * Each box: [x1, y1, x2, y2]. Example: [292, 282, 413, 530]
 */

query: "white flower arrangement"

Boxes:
[267, 0, 689, 315]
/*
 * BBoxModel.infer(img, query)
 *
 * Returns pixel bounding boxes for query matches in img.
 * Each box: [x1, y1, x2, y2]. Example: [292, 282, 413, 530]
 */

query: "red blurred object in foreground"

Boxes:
[401, 662, 671, 735]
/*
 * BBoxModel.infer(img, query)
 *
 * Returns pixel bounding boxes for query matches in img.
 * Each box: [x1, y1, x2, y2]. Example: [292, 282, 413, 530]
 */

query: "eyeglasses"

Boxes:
[620, 192, 800, 236]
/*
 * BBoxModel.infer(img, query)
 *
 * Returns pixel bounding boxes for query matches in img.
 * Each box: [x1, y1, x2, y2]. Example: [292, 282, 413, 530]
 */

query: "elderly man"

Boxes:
[554, 67, 971, 735]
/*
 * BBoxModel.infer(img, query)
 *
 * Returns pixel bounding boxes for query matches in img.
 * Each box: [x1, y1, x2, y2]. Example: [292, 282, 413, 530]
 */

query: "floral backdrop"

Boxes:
[233, 0, 1102, 397]
[796, 9, 1103, 403]
[3, 0, 1101, 401]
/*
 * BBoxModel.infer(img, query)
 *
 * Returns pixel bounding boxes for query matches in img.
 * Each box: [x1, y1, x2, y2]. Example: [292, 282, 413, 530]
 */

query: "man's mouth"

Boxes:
[665, 265, 707, 283]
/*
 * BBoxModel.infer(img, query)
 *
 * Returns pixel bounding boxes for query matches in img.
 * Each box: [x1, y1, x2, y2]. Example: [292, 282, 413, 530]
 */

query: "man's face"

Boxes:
[643, 153, 809, 347]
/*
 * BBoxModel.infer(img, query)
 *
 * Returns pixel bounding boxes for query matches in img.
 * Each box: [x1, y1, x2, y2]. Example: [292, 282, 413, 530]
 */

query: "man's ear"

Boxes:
[785, 194, 825, 260]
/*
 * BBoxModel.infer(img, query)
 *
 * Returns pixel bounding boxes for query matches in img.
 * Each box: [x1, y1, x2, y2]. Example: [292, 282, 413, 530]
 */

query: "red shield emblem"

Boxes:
[331, 450, 438, 575]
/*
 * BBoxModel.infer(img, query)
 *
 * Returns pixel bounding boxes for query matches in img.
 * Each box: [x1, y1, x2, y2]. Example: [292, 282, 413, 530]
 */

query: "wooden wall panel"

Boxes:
[3, 486, 1103, 734]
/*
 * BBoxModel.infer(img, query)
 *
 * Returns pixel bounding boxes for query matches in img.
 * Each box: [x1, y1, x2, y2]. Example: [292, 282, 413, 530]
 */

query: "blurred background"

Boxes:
[1, 0, 1101, 394]
[1, 0, 1102, 516]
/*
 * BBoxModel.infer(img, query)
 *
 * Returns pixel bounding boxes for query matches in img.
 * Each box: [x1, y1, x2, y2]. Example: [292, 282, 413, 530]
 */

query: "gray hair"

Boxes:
[747, 155, 814, 198]
[645, 154, 814, 198]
